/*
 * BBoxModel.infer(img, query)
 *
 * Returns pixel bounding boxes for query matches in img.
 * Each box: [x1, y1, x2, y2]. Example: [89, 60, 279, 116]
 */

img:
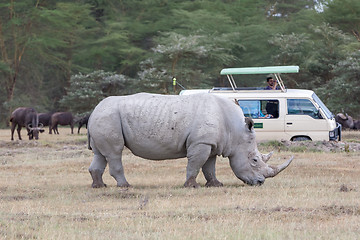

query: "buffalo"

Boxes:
[76, 114, 90, 134]
[335, 113, 354, 129]
[38, 112, 54, 134]
[50, 112, 74, 134]
[10, 107, 45, 140]
[353, 120, 360, 130]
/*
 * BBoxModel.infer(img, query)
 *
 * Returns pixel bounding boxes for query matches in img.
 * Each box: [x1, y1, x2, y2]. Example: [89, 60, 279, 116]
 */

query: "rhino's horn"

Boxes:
[264, 156, 294, 178]
[262, 151, 273, 163]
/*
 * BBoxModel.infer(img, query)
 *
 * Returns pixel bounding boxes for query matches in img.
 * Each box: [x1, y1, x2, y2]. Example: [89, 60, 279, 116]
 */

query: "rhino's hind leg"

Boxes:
[202, 155, 223, 187]
[89, 152, 107, 188]
[108, 157, 131, 188]
[90, 169, 107, 188]
[184, 143, 212, 188]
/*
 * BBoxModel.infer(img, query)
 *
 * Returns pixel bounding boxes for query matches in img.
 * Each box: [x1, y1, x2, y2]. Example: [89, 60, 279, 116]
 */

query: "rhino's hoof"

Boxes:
[184, 177, 200, 188]
[117, 182, 131, 188]
[92, 182, 107, 188]
[205, 179, 224, 187]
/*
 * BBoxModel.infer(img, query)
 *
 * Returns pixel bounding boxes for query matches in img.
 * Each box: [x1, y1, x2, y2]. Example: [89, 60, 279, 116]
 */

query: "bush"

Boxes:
[60, 70, 134, 114]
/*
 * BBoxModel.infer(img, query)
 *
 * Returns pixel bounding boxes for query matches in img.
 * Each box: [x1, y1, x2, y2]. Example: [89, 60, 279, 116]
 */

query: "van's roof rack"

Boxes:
[211, 87, 265, 91]
[220, 65, 299, 92]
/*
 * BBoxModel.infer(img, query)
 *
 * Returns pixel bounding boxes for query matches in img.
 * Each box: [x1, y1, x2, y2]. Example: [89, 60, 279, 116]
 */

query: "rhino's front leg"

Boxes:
[184, 144, 212, 188]
[89, 153, 107, 188]
[202, 155, 223, 187]
[108, 156, 131, 188]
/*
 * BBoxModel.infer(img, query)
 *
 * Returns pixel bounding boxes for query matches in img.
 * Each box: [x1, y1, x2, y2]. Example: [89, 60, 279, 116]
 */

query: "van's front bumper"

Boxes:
[329, 123, 342, 141]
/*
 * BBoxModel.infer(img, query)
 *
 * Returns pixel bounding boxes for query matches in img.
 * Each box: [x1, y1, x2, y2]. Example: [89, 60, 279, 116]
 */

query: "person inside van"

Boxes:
[237, 100, 274, 119]
[265, 100, 279, 118]
[265, 77, 280, 90]
[258, 112, 273, 119]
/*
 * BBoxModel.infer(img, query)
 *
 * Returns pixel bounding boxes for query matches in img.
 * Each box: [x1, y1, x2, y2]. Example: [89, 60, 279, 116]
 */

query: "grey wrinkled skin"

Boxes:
[88, 93, 292, 188]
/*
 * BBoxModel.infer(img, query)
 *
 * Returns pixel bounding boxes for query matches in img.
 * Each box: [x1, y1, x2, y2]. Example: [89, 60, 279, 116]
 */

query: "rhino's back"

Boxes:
[120, 93, 210, 159]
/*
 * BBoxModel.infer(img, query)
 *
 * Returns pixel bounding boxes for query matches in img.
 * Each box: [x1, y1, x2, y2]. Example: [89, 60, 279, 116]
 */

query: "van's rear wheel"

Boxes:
[292, 136, 311, 141]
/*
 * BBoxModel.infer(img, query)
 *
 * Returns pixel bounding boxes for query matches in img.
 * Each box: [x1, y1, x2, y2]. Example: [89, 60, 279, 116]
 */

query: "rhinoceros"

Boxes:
[87, 93, 293, 188]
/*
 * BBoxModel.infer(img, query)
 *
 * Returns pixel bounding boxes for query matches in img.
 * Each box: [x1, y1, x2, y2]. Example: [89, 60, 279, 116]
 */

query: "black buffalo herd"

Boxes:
[10, 107, 90, 141]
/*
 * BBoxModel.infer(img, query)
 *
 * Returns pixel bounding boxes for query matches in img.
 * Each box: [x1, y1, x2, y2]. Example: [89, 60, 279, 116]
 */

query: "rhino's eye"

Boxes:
[250, 158, 258, 167]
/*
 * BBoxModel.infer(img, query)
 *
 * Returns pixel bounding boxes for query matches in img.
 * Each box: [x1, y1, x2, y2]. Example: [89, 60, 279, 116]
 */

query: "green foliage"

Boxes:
[1, 0, 360, 125]
[59, 71, 134, 114]
[268, 22, 358, 107]
[137, 32, 211, 93]
[316, 51, 360, 116]
[324, 0, 360, 41]
[265, 0, 322, 18]
[137, 31, 242, 93]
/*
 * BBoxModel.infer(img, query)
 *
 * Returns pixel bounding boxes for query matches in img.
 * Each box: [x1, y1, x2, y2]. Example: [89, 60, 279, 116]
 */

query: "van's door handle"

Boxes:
[286, 122, 293, 125]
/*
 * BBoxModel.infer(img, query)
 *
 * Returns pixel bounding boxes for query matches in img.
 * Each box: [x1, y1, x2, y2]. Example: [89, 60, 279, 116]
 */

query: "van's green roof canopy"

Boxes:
[220, 66, 299, 75]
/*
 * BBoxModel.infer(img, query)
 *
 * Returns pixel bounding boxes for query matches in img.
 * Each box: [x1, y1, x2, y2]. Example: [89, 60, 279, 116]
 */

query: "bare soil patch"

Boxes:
[260, 139, 360, 152]
[259, 130, 360, 152]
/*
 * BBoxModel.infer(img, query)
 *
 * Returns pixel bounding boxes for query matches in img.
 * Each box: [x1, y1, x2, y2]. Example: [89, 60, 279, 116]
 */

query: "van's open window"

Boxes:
[287, 99, 323, 119]
[237, 100, 279, 119]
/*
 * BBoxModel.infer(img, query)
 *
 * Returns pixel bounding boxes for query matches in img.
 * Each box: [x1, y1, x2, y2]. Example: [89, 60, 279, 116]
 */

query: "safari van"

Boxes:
[179, 66, 341, 142]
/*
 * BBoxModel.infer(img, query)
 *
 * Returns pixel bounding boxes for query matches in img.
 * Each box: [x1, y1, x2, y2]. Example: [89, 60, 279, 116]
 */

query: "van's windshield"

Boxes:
[312, 93, 333, 119]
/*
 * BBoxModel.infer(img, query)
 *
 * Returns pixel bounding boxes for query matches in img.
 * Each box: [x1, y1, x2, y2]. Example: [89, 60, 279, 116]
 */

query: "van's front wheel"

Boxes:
[292, 136, 311, 141]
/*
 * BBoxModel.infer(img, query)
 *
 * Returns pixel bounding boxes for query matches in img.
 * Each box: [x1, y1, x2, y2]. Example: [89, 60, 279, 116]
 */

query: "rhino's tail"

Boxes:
[87, 114, 93, 150]
[87, 129, 92, 150]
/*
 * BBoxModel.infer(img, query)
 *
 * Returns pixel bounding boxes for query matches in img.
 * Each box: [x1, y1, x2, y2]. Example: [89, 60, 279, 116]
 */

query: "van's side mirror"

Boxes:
[317, 109, 324, 119]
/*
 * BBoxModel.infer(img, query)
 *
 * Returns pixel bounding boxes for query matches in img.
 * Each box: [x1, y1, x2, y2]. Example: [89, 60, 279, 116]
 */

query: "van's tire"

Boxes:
[292, 136, 311, 141]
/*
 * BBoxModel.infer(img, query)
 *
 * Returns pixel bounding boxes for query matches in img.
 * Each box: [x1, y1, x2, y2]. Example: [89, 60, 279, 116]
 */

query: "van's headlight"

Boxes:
[329, 129, 337, 140]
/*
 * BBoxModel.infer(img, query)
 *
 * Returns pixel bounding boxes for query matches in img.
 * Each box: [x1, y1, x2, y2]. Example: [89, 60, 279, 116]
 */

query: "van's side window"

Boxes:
[287, 99, 322, 119]
[265, 100, 279, 118]
[237, 100, 279, 119]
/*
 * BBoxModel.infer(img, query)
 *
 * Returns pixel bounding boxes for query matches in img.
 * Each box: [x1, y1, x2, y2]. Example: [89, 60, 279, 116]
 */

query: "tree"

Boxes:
[136, 31, 242, 94]
[0, 1, 41, 120]
[34, 2, 97, 105]
[59, 70, 134, 114]
[268, 32, 312, 88]
[324, 0, 360, 42]
[0, 1, 97, 123]
[73, 18, 145, 74]
[268, 23, 354, 86]
[265, 0, 327, 18]
[306, 23, 353, 85]
[1, 0, 360, 126]
[316, 51, 360, 116]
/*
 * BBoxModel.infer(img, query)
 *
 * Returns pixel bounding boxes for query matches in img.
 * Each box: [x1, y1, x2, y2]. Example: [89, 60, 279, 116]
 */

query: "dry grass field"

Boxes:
[0, 127, 359, 239]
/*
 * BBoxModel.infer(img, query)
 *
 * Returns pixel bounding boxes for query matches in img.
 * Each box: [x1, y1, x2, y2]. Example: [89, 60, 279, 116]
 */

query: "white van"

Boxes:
[179, 66, 341, 141]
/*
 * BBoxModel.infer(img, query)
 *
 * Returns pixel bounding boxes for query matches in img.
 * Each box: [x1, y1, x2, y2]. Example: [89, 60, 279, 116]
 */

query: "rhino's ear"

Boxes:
[234, 99, 239, 106]
[245, 117, 254, 131]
